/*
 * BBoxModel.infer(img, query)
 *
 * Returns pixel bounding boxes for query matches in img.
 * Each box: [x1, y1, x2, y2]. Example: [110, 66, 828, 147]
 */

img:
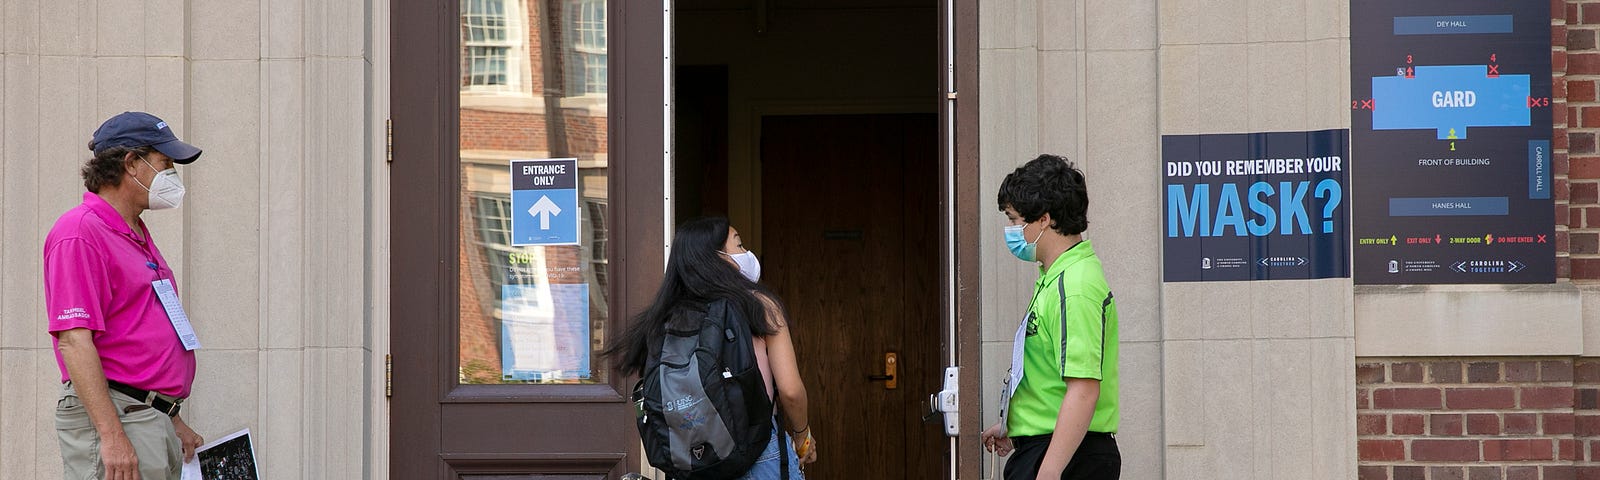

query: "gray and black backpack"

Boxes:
[634, 298, 780, 479]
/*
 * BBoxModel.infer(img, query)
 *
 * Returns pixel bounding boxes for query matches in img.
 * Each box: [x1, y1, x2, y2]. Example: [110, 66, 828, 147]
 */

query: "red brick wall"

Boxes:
[1579, 359, 1600, 480]
[1564, 0, 1600, 280]
[527, 0, 545, 94]
[457, 0, 609, 158]
[1358, 358, 1583, 480]
[461, 108, 549, 152]
[459, 108, 608, 155]
[459, 182, 502, 384]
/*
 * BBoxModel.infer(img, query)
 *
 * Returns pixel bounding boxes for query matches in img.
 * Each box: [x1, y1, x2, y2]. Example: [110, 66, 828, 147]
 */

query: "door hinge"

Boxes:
[385, 354, 393, 397]
[385, 118, 393, 164]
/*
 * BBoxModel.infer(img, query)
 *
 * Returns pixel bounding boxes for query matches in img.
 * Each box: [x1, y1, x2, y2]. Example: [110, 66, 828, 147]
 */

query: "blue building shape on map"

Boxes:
[1371, 65, 1530, 139]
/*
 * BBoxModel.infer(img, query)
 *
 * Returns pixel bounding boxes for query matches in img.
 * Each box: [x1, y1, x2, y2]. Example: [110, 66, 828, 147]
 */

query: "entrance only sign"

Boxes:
[510, 158, 580, 246]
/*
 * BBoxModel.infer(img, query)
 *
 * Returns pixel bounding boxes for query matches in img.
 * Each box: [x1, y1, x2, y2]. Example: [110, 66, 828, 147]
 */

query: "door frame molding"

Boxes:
[390, 0, 663, 476]
[945, 0, 983, 477]
[391, 0, 973, 476]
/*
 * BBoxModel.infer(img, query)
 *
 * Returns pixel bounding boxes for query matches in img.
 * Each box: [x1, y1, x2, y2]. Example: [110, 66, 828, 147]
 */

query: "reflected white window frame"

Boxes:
[470, 193, 523, 300]
[461, 0, 532, 96]
[565, 0, 607, 96]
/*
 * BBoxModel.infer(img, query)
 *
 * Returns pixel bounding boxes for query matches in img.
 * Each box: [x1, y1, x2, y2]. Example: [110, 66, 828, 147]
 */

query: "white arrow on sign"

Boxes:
[528, 195, 563, 230]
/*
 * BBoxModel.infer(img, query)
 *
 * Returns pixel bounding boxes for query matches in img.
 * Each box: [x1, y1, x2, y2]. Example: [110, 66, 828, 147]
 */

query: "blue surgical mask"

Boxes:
[1004, 223, 1045, 262]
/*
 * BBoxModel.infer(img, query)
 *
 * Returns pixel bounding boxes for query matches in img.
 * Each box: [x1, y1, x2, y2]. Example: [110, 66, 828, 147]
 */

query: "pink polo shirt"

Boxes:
[44, 192, 195, 398]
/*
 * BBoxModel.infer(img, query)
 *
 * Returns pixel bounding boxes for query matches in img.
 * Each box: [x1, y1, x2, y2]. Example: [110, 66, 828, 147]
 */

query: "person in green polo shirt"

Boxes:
[981, 154, 1120, 480]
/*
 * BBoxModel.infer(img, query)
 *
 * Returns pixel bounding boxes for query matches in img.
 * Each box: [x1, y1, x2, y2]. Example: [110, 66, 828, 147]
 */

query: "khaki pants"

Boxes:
[55, 383, 182, 480]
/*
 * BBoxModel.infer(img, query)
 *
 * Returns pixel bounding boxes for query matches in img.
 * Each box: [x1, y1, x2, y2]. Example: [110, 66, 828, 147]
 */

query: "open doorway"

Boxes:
[674, 1, 943, 478]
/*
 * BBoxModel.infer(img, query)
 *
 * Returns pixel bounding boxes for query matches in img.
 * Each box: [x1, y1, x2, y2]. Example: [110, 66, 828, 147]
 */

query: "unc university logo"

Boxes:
[664, 395, 695, 412]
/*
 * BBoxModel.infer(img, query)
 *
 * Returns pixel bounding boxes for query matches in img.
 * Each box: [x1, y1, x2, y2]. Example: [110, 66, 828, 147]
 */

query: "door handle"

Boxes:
[866, 352, 898, 389]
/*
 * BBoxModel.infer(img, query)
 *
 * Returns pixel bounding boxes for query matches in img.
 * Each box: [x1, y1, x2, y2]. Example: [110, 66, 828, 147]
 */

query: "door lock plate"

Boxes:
[928, 366, 959, 436]
[867, 352, 898, 389]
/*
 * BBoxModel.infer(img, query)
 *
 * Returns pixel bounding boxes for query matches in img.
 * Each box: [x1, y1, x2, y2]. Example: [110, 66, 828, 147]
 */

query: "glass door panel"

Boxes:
[456, 0, 610, 385]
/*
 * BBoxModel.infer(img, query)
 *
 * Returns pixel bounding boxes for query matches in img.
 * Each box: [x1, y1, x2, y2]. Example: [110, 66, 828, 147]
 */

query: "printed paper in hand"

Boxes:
[181, 428, 259, 480]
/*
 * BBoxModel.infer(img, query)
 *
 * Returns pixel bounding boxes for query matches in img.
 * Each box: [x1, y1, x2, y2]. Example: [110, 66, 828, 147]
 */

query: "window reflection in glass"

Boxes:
[566, 0, 607, 95]
[458, 0, 609, 385]
[461, 0, 518, 90]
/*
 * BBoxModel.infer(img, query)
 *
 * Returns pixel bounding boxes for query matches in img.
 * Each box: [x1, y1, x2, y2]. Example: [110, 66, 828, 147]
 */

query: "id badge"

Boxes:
[152, 279, 201, 351]
[996, 311, 1030, 436]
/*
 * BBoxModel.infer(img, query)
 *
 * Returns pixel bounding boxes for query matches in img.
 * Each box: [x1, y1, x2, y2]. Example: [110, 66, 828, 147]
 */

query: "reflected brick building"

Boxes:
[455, 0, 610, 384]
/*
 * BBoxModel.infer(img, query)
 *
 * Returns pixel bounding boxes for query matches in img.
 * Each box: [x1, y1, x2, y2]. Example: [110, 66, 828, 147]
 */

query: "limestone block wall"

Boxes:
[977, 0, 1164, 478]
[1156, 0, 1358, 478]
[0, 0, 387, 478]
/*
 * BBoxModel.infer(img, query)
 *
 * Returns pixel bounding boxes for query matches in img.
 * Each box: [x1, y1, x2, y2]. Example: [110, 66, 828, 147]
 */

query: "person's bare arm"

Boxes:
[756, 294, 814, 463]
[1034, 378, 1099, 480]
[57, 328, 142, 480]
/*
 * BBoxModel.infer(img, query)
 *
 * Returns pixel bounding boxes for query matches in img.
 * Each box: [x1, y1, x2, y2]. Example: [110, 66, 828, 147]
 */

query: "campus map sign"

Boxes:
[1162, 130, 1351, 282]
[1351, 0, 1555, 284]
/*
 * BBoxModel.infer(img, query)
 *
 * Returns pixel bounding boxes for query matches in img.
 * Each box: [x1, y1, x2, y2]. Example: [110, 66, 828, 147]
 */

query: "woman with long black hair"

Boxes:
[606, 216, 817, 479]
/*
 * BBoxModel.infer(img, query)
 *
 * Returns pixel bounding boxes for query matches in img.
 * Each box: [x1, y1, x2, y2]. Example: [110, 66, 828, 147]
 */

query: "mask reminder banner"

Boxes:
[1163, 129, 1351, 282]
[1350, 0, 1554, 284]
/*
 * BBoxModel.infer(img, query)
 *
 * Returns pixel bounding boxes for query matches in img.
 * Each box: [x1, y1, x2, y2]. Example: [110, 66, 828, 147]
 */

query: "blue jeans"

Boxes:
[736, 420, 804, 480]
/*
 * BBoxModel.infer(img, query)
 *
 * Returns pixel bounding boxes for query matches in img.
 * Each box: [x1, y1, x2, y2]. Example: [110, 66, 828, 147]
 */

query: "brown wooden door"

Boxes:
[760, 114, 944, 479]
[390, 0, 661, 478]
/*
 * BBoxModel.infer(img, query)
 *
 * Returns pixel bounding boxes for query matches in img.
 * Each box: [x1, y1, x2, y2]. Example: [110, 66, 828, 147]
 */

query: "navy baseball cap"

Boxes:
[89, 112, 202, 164]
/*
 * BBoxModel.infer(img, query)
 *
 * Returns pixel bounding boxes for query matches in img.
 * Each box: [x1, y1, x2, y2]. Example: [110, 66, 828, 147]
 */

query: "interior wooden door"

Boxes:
[760, 113, 943, 479]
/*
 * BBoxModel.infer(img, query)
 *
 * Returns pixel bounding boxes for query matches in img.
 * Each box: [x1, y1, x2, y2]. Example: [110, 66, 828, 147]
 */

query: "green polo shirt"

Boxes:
[1006, 239, 1119, 436]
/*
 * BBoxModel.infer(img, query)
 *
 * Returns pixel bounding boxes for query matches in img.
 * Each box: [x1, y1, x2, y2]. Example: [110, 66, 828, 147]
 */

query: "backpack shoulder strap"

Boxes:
[779, 409, 790, 480]
[724, 296, 787, 479]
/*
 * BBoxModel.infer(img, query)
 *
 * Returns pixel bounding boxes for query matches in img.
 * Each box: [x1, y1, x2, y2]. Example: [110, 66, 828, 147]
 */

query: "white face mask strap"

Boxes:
[130, 164, 154, 192]
[129, 154, 165, 188]
[1015, 218, 1046, 244]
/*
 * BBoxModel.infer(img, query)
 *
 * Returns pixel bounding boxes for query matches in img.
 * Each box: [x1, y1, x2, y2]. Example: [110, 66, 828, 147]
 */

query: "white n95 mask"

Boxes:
[134, 156, 186, 210]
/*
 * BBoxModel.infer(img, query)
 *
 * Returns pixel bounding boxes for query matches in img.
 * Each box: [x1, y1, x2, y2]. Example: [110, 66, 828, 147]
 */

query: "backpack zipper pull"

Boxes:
[722, 368, 733, 379]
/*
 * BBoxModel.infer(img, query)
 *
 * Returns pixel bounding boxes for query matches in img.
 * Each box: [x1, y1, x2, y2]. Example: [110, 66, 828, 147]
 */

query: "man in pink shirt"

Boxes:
[46, 111, 205, 480]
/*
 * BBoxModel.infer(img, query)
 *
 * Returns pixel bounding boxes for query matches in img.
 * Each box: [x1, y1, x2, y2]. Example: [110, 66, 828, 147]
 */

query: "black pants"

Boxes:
[1003, 431, 1120, 480]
